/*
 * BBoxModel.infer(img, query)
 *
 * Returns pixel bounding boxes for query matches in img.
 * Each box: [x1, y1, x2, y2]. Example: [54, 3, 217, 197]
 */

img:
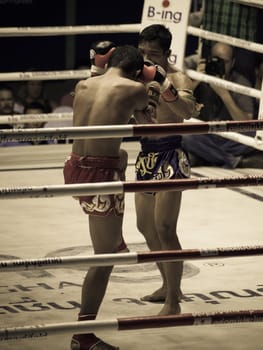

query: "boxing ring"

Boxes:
[0, 125, 263, 347]
[1, 1, 263, 349]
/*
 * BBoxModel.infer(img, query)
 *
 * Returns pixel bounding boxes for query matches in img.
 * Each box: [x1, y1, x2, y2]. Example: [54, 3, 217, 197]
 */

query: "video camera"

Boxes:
[205, 56, 225, 77]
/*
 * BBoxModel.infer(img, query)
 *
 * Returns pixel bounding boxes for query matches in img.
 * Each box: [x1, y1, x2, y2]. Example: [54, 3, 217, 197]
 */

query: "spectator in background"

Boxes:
[0, 84, 31, 146]
[182, 42, 263, 168]
[0, 85, 15, 129]
[23, 102, 49, 145]
[18, 79, 57, 113]
[0, 84, 17, 129]
[44, 105, 73, 144]
[24, 101, 46, 129]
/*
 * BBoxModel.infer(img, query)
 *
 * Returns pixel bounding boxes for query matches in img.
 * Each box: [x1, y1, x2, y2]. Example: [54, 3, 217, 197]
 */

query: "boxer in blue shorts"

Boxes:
[135, 136, 190, 186]
[134, 24, 200, 316]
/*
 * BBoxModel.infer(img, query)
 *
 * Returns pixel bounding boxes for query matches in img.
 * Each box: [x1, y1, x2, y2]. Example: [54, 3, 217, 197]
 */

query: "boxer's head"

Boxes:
[107, 45, 144, 79]
[138, 24, 172, 69]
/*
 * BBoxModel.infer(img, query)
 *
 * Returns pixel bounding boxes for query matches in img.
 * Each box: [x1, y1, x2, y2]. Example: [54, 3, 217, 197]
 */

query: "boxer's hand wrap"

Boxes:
[140, 61, 178, 102]
[143, 81, 160, 123]
[90, 41, 116, 76]
[147, 81, 160, 107]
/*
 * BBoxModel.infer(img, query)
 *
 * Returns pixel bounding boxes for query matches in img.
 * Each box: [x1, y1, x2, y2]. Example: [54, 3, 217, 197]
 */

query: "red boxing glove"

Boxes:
[90, 40, 116, 76]
[140, 61, 178, 102]
[139, 60, 166, 85]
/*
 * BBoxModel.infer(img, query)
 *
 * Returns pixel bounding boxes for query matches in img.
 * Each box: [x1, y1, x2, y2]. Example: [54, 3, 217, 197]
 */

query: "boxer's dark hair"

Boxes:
[139, 24, 172, 52]
[108, 45, 144, 74]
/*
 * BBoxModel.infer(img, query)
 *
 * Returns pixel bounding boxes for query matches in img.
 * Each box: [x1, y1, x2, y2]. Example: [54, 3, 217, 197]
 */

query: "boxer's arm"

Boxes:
[164, 71, 202, 120]
[134, 81, 160, 124]
[140, 62, 201, 120]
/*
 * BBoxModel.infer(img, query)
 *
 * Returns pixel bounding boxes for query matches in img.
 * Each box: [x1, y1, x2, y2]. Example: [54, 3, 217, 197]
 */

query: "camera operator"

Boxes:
[192, 42, 254, 122]
[182, 42, 263, 169]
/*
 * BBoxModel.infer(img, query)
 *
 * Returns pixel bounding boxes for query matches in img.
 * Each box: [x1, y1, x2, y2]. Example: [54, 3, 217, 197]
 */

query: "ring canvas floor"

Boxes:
[0, 141, 262, 350]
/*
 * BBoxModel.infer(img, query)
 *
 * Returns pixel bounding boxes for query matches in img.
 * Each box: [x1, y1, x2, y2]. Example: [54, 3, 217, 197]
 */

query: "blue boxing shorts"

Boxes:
[135, 136, 190, 193]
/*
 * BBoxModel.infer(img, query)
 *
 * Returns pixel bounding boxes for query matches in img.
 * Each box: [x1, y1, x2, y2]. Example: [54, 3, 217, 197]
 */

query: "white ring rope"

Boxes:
[0, 112, 73, 124]
[0, 22, 262, 57]
[2, 114, 262, 150]
[1, 245, 263, 272]
[0, 69, 260, 103]
[1, 310, 263, 340]
[187, 118, 263, 150]
[186, 70, 261, 99]
[0, 175, 262, 199]
[0, 69, 90, 81]
[0, 120, 263, 142]
[0, 24, 141, 37]
[232, 0, 263, 8]
[187, 26, 263, 54]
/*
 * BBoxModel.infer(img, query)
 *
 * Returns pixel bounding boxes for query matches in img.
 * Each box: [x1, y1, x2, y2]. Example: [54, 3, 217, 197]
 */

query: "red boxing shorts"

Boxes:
[63, 152, 125, 216]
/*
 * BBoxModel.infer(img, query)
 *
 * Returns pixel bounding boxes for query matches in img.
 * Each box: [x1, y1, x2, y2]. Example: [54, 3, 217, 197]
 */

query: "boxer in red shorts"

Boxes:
[64, 43, 161, 350]
[64, 153, 125, 216]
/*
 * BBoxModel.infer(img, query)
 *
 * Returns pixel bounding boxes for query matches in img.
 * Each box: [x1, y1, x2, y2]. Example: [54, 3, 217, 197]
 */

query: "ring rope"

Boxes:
[186, 118, 263, 150]
[1, 310, 263, 340]
[1, 120, 263, 143]
[187, 26, 263, 54]
[0, 69, 90, 81]
[235, 0, 263, 7]
[0, 22, 262, 56]
[0, 69, 260, 102]
[1, 245, 263, 272]
[0, 175, 262, 199]
[0, 112, 73, 124]
[0, 24, 141, 37]
[186, 70, 261, 99]
[2, 114, 261, 127]
[2, 114, 262, 150]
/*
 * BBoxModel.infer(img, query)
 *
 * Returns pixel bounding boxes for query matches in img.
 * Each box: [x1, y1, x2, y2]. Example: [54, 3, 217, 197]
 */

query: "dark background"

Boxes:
[0, 0, 199, 72]
[0, 0, 201, 105]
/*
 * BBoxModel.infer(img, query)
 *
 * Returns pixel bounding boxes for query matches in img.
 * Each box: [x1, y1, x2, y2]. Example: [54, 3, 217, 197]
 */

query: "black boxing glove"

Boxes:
[90, 40, 116, 76]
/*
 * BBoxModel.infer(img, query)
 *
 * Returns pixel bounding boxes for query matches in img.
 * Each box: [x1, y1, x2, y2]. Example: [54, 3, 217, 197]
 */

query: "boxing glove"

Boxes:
[89, 40, 116, 76]
[140, 61, 178, 102]
[139, 60, 167, 85]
